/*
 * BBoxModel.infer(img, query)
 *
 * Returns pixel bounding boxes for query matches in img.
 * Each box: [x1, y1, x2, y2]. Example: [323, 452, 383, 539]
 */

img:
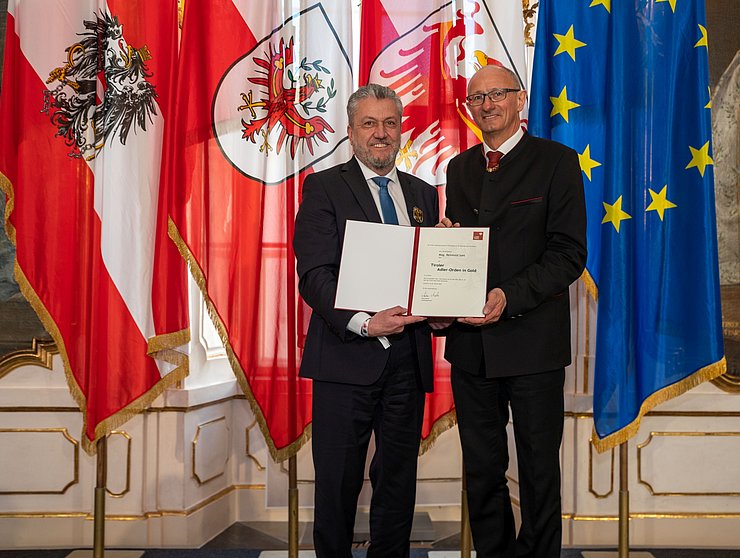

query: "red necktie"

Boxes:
[486, 150, 503, 172]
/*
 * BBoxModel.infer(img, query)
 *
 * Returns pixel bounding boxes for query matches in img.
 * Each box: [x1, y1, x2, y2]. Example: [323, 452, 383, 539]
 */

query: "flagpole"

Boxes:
[93, 436, 106, 558]
[618, 442, 629, 558]
[289, 456, 299, 558]
[64, 437, 144, 558]
[582, 442, 653, 558]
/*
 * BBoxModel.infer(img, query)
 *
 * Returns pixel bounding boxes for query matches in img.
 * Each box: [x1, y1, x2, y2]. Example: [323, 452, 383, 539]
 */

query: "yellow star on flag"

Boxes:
[589, 0, 611, 13]
[602, 196, 632, 233]
[550, 86, 580, 123]
[646, 185, 677, 221]
[578, 145, 601, 181]
[705, 86, 711, 109]
[685, 141, 714, 177]
[695, 24, 708, 48]
[657, 0, 677, 13]
[553, 25, 587, 61]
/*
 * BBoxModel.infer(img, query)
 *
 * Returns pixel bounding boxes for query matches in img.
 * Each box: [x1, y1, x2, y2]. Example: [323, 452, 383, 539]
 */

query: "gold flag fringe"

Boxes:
[591, 357, 727, 453]
[168, 218, 311, 463]
[2, 172, 190, 456]
[1, 172, 17, 244]
[419, 409, 457, 456]
[581, 269, 598, 301]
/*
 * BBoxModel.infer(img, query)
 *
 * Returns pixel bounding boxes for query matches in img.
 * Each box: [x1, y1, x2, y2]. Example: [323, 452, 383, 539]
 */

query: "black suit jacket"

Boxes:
[444, 133, 587, 377]
[294, 157, 439, 391]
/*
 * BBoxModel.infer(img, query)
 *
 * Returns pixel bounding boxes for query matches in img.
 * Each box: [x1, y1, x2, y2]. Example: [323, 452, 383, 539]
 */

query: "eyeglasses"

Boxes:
[465, 88, 521, 106]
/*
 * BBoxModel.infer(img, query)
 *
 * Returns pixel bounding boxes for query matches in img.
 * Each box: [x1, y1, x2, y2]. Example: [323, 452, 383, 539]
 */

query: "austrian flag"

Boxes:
[0, 0, 188, 453]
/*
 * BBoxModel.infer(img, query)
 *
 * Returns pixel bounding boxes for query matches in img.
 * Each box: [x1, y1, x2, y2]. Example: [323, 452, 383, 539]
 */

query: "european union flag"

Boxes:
[529, 0, 725, 450]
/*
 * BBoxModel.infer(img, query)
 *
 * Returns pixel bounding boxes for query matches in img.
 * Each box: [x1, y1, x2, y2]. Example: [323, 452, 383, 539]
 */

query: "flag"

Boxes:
[529, 0, 725, 451]
[0, 0, 189, 453]
[360, 0, 528, 449]
[166, 0, 352, 460]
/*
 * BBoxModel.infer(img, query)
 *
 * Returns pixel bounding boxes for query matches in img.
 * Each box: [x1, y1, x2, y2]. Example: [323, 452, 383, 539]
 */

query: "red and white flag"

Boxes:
[166, 0, 352, 460]
[0, 0, 188, 453]
[360, 0, 528, 448]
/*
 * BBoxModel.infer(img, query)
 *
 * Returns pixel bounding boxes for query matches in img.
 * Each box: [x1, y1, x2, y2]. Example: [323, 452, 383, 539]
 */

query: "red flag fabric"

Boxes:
[167, 0, 353, 460]
[359, 0, 528, 449]
[0, 0, 189, 453]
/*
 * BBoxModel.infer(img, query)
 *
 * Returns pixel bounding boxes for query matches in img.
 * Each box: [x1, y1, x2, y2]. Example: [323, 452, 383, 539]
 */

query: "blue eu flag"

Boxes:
[529, 0, 725, 450]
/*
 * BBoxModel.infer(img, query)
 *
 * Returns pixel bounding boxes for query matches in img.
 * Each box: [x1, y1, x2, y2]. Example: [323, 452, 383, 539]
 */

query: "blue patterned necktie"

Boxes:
[372, 176, 399, 225]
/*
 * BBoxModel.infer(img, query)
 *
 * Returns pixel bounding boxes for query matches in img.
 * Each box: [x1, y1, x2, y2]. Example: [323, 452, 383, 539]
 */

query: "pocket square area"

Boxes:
[510, 196, 544, 206]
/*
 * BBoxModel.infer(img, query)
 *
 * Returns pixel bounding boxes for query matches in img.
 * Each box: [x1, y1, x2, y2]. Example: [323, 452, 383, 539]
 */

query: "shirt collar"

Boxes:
[483, 127, 525, 157]
[355, 156, 400, 186]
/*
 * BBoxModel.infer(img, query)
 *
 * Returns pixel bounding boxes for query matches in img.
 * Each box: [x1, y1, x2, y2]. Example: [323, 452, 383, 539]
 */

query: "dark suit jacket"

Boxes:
[294, 157, 439, 392]
[444, 133, 587, 377]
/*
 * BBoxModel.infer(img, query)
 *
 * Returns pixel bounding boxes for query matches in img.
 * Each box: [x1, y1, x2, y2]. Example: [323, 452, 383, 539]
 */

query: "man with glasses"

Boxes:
[441, 65, 587, 557]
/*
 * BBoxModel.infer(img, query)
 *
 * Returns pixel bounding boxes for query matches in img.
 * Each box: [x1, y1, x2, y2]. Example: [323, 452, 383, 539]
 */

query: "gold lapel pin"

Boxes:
[413, 207, 423, 223]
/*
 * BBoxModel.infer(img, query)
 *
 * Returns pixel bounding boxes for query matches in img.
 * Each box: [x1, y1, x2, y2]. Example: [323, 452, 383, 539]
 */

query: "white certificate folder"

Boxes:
[334, 220, 489, 317]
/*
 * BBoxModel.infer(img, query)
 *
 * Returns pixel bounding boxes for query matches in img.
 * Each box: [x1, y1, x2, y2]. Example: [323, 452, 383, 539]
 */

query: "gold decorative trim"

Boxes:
[279, 459, 313, 485]
[522, 1, 539, 47]
[0, 483, 265, 520]
[0, 338, 58, 379]
[0, 428, 79, 494]
[192, 416, 229, 485]
[106, 431, 132, 498]
[591, 357, 728, 453]
[2, 404, 737, 418]
[1, 171, 17, 245]
[712, 371, 740, 393]
[569, 512, 740, 520]
[566, 410, 740, 419]
[169, 218, 310, 463]
[245, 419, 266, 471]
[7, 509, 740, 521]
[637, 431, 740, 496]
[588, 443, 614, 499]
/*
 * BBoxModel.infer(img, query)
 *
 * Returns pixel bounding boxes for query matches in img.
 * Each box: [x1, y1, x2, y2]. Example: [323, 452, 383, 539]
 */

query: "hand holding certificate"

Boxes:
[335, 220, 489, 317]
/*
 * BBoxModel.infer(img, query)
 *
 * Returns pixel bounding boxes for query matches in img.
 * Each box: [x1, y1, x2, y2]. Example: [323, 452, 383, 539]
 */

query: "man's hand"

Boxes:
[367, 306, 427, 337]
[458, 288, 506, 327]
[436, 217, 460, 228]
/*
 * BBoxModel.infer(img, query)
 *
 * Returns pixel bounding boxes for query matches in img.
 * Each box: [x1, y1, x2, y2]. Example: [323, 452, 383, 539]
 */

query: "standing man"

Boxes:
[293, 84, 439, 558]
[444, 65, 587, 557]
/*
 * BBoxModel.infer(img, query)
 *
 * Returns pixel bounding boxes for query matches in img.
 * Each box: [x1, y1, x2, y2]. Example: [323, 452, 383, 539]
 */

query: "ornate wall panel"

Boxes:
[637, 431, 740, 496]
[0, 428, 78, 494]
[192, 416, 230, 485]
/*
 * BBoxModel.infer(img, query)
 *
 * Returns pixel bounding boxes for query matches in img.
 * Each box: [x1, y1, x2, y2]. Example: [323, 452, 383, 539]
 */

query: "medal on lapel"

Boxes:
[413, 207, 423, 223]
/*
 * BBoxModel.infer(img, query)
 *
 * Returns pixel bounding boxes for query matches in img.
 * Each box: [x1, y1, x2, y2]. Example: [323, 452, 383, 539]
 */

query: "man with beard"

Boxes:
[442, 65, 587, 557]
[293, 84, 439, 558]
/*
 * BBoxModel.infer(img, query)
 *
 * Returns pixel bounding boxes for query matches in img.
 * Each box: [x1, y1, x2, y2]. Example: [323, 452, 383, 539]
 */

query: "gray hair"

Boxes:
[347, 84, 403, 126]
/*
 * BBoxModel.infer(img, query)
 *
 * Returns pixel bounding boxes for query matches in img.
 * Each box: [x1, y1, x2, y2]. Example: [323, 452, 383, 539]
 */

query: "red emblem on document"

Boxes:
[473, 231, 484, 240]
